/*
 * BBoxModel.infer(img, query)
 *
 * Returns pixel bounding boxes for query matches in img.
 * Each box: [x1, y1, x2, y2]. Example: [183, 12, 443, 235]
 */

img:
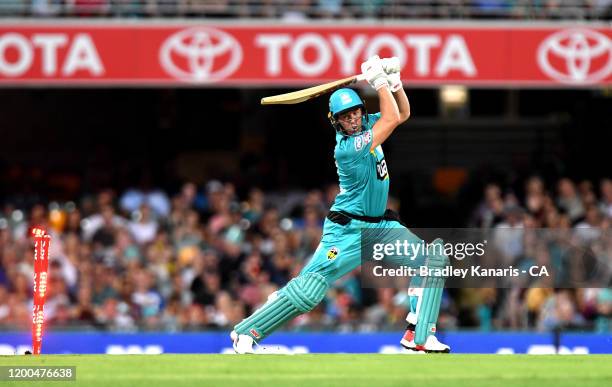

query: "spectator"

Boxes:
[31, 0, 62, 16]
[242, 188, 264, 223]
[191, 271, 221, 307]
[474, 0, 511, 17]
[315, 0, 342, 18]
[73, 285, 96, 325]
[131, 269, 162, 327]
[492, 205, 525, 263]
[0, 285, 9, 322]
[120, 187, 170, 219]
[538, 290, 586, 331]
[557, 178, 585, 223]
[82, 203, 126, 242]
[471, 183, 504, 228]
[73, 0, 111, 16]
[574, 205, 603, 242]
[599, 178, 612, 218]
[128, 204, 159, 245]
[113, 0, 143, 17]
[595, 288, 611, 332]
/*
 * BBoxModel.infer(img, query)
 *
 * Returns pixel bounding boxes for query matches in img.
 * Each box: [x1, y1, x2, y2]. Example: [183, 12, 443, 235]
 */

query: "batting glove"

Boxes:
[381, 57, 400, 74]
[361, 55, 388, 91]
[382, 57, 402, 92]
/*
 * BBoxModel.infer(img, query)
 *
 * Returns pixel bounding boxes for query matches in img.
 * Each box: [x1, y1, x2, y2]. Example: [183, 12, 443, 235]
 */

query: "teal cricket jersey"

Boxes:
[330, 112, 389, 217]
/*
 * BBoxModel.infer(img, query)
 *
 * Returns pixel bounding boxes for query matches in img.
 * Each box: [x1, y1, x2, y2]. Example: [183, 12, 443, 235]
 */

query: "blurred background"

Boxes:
[0, 1, 610, 354]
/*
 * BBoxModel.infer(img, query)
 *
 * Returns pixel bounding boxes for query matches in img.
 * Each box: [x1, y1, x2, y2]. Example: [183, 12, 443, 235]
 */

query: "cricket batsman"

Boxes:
[231, 55, 451, 354]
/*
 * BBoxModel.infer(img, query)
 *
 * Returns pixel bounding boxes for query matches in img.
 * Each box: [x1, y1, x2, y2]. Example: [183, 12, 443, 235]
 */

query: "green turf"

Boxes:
[0, 354, 611, 387]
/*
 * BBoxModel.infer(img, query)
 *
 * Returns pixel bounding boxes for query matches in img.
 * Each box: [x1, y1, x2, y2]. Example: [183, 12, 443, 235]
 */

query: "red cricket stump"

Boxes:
[31, 227, 50, 355]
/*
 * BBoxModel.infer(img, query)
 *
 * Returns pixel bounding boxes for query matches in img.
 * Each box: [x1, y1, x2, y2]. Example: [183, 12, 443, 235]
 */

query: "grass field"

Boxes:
[1, 354, 611, 387]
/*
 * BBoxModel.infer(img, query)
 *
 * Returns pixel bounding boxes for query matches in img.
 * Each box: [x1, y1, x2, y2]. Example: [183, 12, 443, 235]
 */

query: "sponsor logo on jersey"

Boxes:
[354, 132, 371, 152]
[354, 136, 363, 151]
[376, 158, 388, 180]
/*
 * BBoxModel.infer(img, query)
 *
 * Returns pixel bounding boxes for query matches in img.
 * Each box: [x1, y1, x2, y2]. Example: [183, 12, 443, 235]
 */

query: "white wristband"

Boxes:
[390, 81, 402, 92]
[388, 73, 402, 92]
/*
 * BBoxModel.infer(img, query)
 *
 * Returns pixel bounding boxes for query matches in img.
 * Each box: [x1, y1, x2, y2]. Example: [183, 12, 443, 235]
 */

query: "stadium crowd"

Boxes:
[0, 176, 610, 334]
[1, 0, 611, 19]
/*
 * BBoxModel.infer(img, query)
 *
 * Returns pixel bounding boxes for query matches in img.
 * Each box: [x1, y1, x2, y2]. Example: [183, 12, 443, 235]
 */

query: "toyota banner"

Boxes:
[0, 22, 610, 86]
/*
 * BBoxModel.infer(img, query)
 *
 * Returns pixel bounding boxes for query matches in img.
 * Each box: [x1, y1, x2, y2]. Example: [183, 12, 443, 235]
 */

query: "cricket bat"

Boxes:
[261, 74, 366, 105]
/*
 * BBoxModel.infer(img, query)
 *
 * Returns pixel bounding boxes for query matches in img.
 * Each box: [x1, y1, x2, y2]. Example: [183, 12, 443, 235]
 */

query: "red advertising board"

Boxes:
[0, 22, 610, 86]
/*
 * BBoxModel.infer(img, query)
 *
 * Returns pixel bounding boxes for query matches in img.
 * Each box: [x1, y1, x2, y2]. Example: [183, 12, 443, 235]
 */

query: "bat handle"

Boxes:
[355, 74, 366, 82]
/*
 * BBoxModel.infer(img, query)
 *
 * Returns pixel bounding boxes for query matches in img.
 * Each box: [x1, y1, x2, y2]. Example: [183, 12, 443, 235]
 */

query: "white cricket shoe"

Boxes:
[400, 330, 450, 353]
[230, 330, 255, 354]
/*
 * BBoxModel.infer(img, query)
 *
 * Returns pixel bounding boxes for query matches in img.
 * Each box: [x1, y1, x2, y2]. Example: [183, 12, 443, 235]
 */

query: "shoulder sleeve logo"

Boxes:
[327, 247, 339, 260]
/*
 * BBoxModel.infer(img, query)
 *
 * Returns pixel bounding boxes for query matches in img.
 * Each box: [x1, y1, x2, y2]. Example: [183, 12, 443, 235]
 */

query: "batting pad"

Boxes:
[411, 239, 449, 345]
[234, 272, 328, 341]
[414, 277, 445, 345]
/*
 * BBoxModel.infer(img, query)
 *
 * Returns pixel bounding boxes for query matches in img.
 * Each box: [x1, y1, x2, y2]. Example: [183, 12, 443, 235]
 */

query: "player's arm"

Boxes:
[383, 57, 410, 122]
[371, 87, 402, 151]
[392, 87, 410, 122]
[360, 56, 402, 151]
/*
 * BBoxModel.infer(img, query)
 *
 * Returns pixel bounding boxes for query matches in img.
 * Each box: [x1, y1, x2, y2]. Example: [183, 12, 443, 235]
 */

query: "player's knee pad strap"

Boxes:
[233, 273, 328, 341]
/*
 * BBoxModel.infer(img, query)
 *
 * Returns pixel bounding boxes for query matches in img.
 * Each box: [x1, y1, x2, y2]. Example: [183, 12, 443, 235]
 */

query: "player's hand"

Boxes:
[361, 55, 388, 91]
[381, 57, 400, 74]
[382, 57, 403, 92]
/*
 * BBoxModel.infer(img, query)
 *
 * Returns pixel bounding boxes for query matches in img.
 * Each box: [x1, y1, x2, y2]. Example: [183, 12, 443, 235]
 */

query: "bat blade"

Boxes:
[261, 75, 365, 105]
